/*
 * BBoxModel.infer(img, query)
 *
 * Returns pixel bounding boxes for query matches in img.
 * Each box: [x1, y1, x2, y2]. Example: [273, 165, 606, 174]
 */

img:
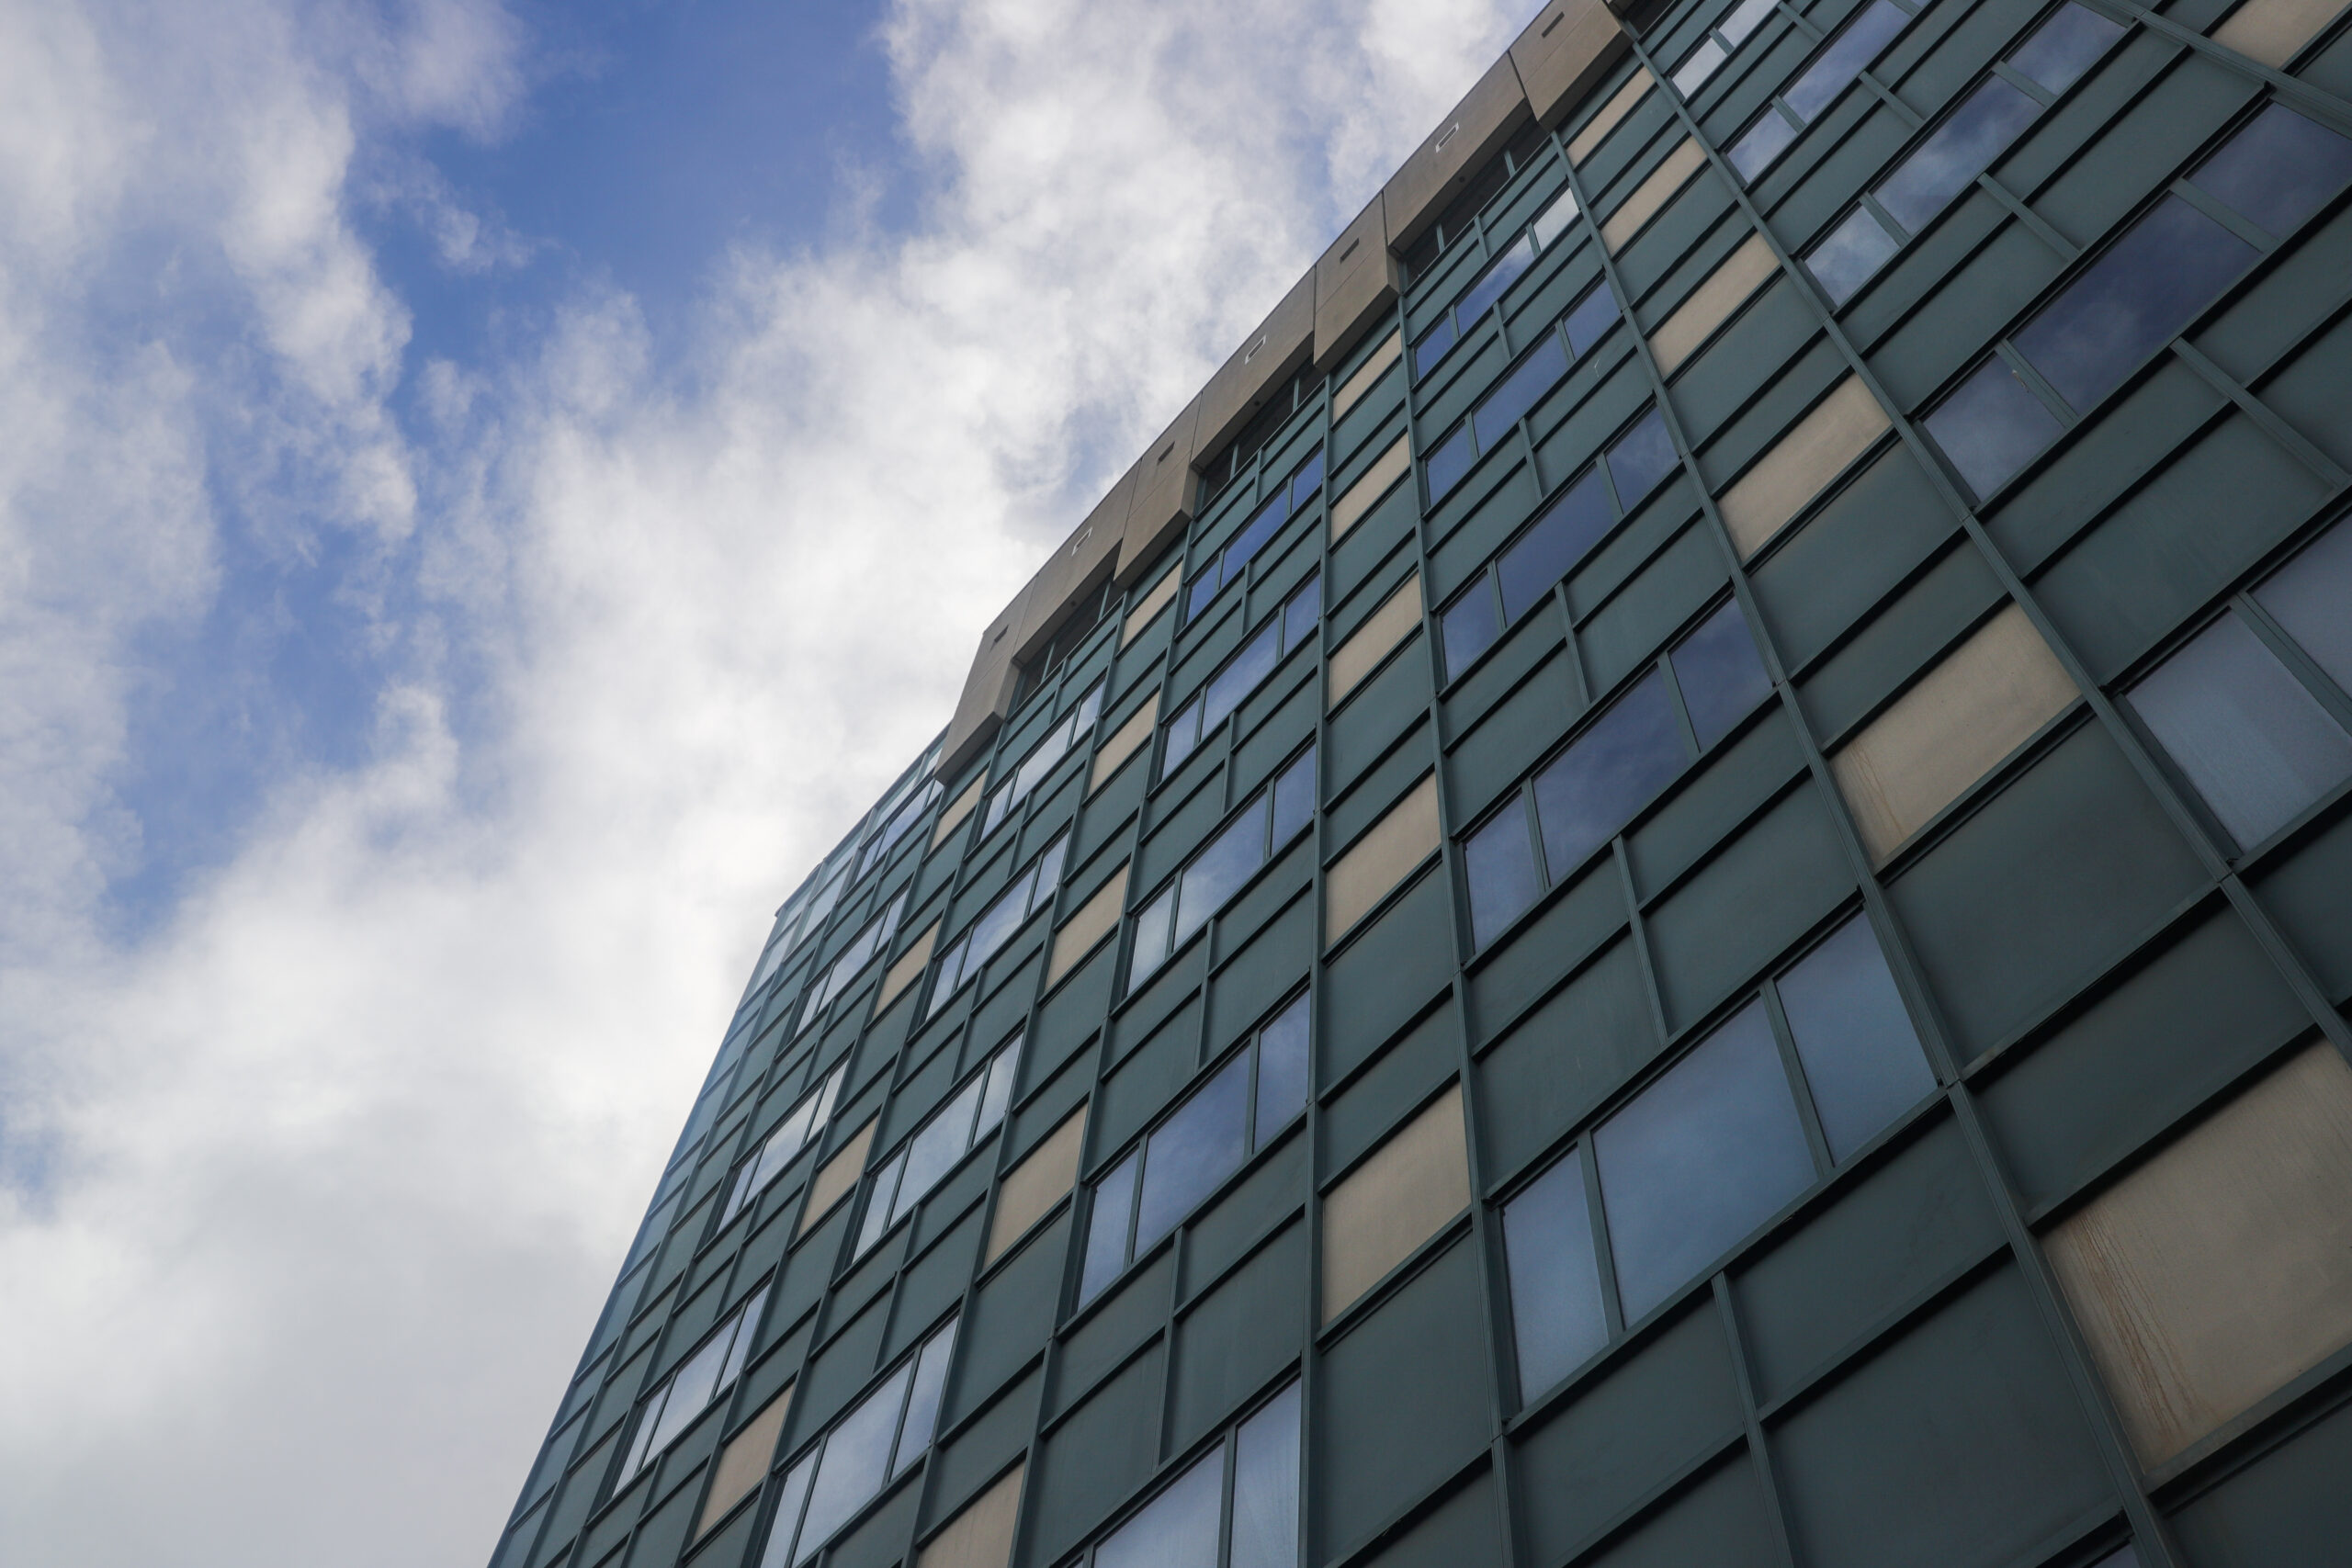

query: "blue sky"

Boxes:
[0, 3, 1527, 1562]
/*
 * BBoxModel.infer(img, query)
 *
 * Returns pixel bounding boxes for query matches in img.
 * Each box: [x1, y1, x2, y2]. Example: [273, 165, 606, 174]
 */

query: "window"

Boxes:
[1503, 1151, 1609, 1395]
[1730, 0, 1917, 182]
[625, 1284, 771, 1481]
[1674, 0, 1782, 96]
[1927, 104, 2352, 497]
[929, 834, 1070, 1016]
[857, 778, 944, 879]
[2129, 611, 2352, 851]
[1413, 186, 1581, 384]
[856, 1036, 1023, 1255]
[1423, 280, 1623, 502]
[1774, 913, 1935, 1159]
[2046, 1043, 2352, 1465]
[1805, 6, 2123, 304]
[758, 1318, 959, 1566]
[1081, 1383, 1300, 1568]
[1196, 364, 1319, 513]
[1441, 411, 1679, 678]
[750, 855, 853, 998]
[1080, 994, 1309, 1301]
[1165, 574, 1321, 774]
[2253, 518, 2352, 694]
[982, 682, 1105, 836]
[799, 892, 910, 1033]
[1462, 604, 1772, 944]
[1186, 450, 1324, 625]
[1129, 746, 1317, 987]
[724, 1064, 850, 1225]
[1323, 1086, 1470, 1320]
[1011, 575, 1118, 713]
[1401, 115, 1554, 280]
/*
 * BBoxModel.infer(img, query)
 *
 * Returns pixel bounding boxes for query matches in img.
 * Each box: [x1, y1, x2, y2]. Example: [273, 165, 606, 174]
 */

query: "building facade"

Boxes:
[488, 0, 2352, 1562]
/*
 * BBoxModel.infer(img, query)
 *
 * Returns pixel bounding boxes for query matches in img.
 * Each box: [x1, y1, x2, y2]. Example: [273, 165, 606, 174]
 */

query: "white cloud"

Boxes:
[0, 1, 1526, 1563]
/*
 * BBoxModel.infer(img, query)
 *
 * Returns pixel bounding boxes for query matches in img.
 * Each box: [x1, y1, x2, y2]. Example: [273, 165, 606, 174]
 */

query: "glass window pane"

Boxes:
[2255, 520, 2352, 694]
[1806, 206, 1901, 303]
[1185, 571, 1220, 625]
[1426, 424, 1475, 499]
[1290, 446, 1324, 508]
[1254, 996, 1310, 1146]
[1222, 492, 1292, 585]
[1596, 1004, 1816, 1320]
[1785, 0, 1908, 119]
[1474, 334, 1571, 450]
[1270, 746, 1317, 848]
[1675, 36, 1729, 95]
[859, 1151, 908, 1252]
[1081, 1153, 1138, 1301]
[1129, 891, 1173, 989]
[1874, 79, 2039, 232]
[1720, 0, 1779, 45]
[1924, 356, 2064, 499]
[2007, 4, 2123, 94]
[2188, 104, 2352, 237]
[1503, 1152, 1610, 1395]
[756, 1451, 819, 1568]
[1164, 698, 1204, 773]
[1137, 1054, 1252, 1250]
[1498, 471, 1612, 622]
[1442, 583, 1503, 675]
[1230, 1382, 1303, 1568]
[1414, 315, 1460, 381]
[1532, 671, 1687, 877]
[1465, 800, 1544, 947]
[1458, 234, 1537, 327]
[797, 1364, 912, 1561]
[1283, 574, 1322, 649]
[891, 1322, 957, 1477]
[1096, 1448, 1223, 1568]
[1530, 188, 1579, 251]
[977, 1041, 1020, 1134]
[1563, 279, 1621, 355]
[2015, 196, 2257, 412]
[894, 1079, 983, 1222]
[1605, 408, 1677, 508]
[2130, 613, 2352, 848]
[1777, 916, 1935, 1161]
[717, 1288, 766, 1391]
[1731, 106, 1800, 181]
[1672, 600, 1774, 748]
[1205, 622, 1282, 731]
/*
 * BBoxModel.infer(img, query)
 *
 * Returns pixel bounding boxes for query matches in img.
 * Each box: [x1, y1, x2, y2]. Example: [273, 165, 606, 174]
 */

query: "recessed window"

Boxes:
[1876, 79, 2038, 231]
[1604, 407, 1678, 510]
[1080, 994, 1309, 1301]
[2008, 2, 2124, 92]
[929, 832, 1070, 1015]
[1084, 1383, 1301, 1568]
[1424, 281, 1618, 502]
[1772, 914, 1935, 1160]
[1165, 574, 1320, 774]
[1805, 207, 1902, 303]
[1186, 448, 1324, 625]
[2254, 518, 2352, 694]
[1196, 364, 1318, 513]
[800, 892, 910, 1033]
[855, 1036, 1023, 1256]
[1922, 356, 2065, 500]
[723, 1064, 849, 1225]
[1730, 0, 1911, 182]
[1534, 671, 1686, 877]
[1464, 801, 1545, 946]
[1503, 1151, 1609, 1395]
[624, 1283, 771, 1481]
[1670, 598, 1774, 749]
[2128, 611, 2352, 850]
[1130, 746, 1317, 987]
[762, 1317, 960, 1564]
[983, 681, 1105, 835]
[1596, 1003, 1815, 1320]
[2186, 101, 2352, 238]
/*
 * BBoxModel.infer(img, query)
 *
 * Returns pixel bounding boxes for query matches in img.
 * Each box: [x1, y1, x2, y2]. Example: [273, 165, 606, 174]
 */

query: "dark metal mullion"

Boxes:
[1971, 169, 2083, 259]
[1994, 338, 2084, 426]
[1858, 188, 1912, 243]
[2100, 0, 2352, 136]
[1713, 1275, 1805, 1568]
[2235, 591, 2352, 736]
[2169, 339, 2352, 488]
[1760, 978, 1839, 1178]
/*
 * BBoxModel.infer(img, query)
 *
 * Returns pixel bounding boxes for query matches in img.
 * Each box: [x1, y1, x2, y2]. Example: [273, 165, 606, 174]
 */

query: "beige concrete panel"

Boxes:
[1314, 196, 1400, 375]
[1600, 138, 1705, 251]
[1322, 1084, 1470, 1322]
[1049, 863, 1128, 986]
[1090, 698, 1158, 795]
[2213, 0, 2347, 64]
[1195, 274, 1317, 462]
[1329, 574, 1424, 706]
[1012, 462, 1136, 667]
[1121, 566, 1180, 648]
[919, 1462, 1027, 1568]
[1330, 434, 1412, 541]
[698, 1387, 792, 1537]
[1513, 0, 1634, 127]
[877, 922, 937, 1011]
[1115, 395, 1204, 586]
[933, 773, 986, 848]
[800, 1120, 876, 1236]
[1719, 377, 1891, 558]
[1829, 604, 2078, 863]
[1326, 773, 1441, 941]
[2048, 1043, 2352, 1465]
[1567, 68, 1656, 164]
[939, 585, 1036, 781]
[1382, 55, 1534, 254]
[1332, 331, 1402, 422]
[988, 1111, 1087, 1263]
[1649, 233, 1779, 375]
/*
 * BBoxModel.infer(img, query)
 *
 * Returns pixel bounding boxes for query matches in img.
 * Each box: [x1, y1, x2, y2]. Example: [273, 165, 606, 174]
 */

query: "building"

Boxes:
[486, 0, 2352, 1562]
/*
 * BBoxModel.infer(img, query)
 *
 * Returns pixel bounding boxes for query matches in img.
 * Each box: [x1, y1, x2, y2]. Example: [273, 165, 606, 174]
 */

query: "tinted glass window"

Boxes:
[1082, 1153, 1137, 1299]
[1876, 78, 2038, 231]
[1271, 747, 1317, 847]
[1596, 1003, 1815, 1319]
[1177, 813, 1265, 946]
[1532, 671, 1687, 876]
[1676, 37, 1728, 94]
[1807, 206, 1901, 302]
[1427, 424, 1475, 498]
[1564, 280, 1621, 354]
[1925, 356, 2064, 498]
[2014, 197, 2256, 412]
[1605, 409, 1677, 507]
[1500, 471, 1611, 623]
[1229, 1384, 1302, 1568]
[1721, 0, 1779, 45]
[2009, 4, 2122, 92]
[2188, 104, 2352, 237]
[1255, 996, 1311, 1146]
[1458, 234, 1536, 328]
[1671, 600, 1774, 748]
[1465, 800, 1544, 946]
[1136, 1053, 1251, 1250]
[1732, 108, 1799, 179]
[2130, 613, 2352, 848]
[1442, 584, 1502, 675]
[2255, 521, 2352, 694]
[1503, 1152, 1610, 1394]
[1776, 916, 1935, 1159]
[1786, 0, 1908, 118]
[797, 1362, 912, 1560]
[1097, 1448, 1221, 1568]
[1414, 317, 1461, 382]
[1475, 334, 1571, 450]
